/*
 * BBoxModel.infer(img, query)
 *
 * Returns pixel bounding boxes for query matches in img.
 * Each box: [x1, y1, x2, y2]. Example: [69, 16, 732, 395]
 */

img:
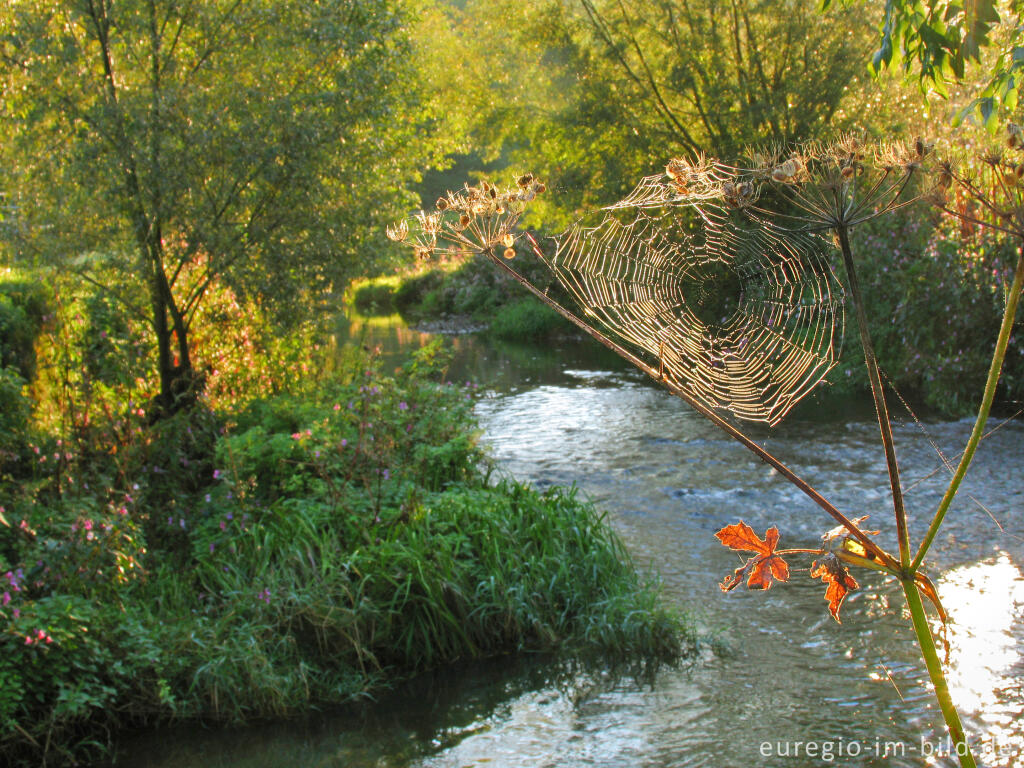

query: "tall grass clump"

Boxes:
[0, 271, 687, 767]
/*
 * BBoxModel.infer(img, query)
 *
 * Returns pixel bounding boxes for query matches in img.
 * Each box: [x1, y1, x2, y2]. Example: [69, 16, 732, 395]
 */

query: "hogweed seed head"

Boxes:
[386, 175, 545, 262]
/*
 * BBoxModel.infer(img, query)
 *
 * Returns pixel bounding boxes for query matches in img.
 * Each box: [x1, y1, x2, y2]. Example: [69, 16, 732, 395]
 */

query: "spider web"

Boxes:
[541, 171, 845, 426]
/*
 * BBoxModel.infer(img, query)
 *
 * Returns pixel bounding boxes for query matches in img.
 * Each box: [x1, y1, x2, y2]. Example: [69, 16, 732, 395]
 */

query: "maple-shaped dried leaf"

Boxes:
[810, 553, 859, 623]
[821, 515, 880, 545]
[716, 521, 790, 592]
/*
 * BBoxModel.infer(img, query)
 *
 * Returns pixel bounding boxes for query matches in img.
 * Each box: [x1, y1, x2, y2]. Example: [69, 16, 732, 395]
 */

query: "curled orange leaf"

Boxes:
[810, 553, 859, 622]
[716, 521, 790, 592]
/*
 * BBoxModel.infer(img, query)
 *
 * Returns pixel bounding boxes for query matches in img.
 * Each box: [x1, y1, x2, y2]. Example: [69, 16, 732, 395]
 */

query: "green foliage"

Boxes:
[489, 298, 567, 340]
[824, 211, 1024, 415]
[352, 281, 398, 316]
[391, 252, 569, 338]
[0, 275, 48, 381]
[0, 0, 452, 410]
[394, 270, 449, 319]
[443, 0, 872, 226]
[0, 330, 686, 766]
[834, 0, 1023, 126]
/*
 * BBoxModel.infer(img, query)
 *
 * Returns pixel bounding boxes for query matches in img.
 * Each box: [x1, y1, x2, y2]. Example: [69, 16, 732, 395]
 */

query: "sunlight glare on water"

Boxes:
[939, 554, 1024, 765]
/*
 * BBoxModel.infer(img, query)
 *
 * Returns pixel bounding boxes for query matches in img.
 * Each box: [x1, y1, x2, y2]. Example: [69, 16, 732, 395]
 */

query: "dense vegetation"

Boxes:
[1, 0, 1022, 764]
[0, 269, 684, 766]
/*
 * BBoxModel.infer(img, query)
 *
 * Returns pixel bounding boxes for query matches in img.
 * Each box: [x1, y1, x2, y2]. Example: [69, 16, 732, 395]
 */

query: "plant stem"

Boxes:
[836, 226, 911, 568]
[487, 241, 895, 566]
[912, 249, 1024, 571]
[901, 578, 976, 768]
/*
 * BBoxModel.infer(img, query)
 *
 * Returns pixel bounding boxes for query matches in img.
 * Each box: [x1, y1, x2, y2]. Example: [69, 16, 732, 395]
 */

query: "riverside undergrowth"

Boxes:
[0, 270, 686, 767]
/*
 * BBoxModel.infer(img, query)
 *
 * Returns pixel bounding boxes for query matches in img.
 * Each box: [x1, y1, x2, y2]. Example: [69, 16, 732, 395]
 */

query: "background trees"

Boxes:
[440, 0, 873, 225]
[1, 0, 447, 413]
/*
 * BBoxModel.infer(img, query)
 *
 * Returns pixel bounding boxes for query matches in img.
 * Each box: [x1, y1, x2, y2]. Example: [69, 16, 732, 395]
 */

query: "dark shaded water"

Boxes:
[117, 316, 1024, 768]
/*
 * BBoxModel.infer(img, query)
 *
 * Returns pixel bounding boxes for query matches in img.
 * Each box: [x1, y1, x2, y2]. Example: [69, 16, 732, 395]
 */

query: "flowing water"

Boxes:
[116, 316, 1024, 768]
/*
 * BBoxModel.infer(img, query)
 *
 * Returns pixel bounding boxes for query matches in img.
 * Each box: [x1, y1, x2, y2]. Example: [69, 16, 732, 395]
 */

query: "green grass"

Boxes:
[0, 334, 689, 767]
[488, 298, 567, 340]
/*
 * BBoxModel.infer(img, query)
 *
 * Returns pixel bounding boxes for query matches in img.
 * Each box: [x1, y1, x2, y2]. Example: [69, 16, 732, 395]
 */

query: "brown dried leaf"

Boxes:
[715, 522, 790, 592]
[810, 553, 859, 623]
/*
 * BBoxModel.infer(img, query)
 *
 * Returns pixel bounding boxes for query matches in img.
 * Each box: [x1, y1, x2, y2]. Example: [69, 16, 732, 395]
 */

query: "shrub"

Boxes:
[0, 333, 688, 766]
[488, 297, 567, 340]
[352, 281, 397, 315]
[822, 211, 1023, 415]
[0, 276, 49, 380]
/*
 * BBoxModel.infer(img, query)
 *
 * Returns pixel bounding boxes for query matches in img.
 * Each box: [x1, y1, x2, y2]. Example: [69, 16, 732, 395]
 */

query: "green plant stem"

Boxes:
[901, 578, 976, 768]
[836, 226, 911, 568]
[912, 249, 1024, 571]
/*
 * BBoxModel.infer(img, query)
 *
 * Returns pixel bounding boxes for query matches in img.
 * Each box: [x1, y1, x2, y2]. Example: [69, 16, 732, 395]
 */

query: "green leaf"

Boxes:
[979, 96, 997, 131]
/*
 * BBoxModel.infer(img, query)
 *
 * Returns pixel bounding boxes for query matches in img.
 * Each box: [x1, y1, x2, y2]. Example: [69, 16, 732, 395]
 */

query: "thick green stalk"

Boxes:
[836, 226, 911, 567]
[912, 250, 1024, 571]
[901, 579, 976, 768]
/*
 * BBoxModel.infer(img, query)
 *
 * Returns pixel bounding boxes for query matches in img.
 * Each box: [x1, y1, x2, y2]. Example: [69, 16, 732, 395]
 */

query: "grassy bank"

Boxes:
[351, 250, 570, 341]
[0, 271, 687, 767]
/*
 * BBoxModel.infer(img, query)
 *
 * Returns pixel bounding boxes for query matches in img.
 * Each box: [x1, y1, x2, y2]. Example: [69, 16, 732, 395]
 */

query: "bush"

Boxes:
[822, 210, 1024, 415]
[393, 270, 447, 319]
[0, 335, 687, 766]
[0, 276, 49, 380]
[352, 281, 397, 315]
[488, 297, 568, 340]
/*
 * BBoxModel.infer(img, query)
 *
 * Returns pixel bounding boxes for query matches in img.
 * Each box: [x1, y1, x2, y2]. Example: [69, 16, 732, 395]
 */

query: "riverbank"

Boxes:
[0, 272, 690, 767]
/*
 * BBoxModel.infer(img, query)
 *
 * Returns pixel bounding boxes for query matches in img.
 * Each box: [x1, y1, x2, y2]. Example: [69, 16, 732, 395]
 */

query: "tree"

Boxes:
[832, 0, 1024, 126]
[446, 0, 873, 225]
[1, 0, 444, 414]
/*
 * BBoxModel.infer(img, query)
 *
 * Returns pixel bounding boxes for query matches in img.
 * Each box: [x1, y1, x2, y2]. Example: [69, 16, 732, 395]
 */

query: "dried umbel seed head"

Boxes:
[386, 220, 409, 242]
[771, 156, 802, 183]
[503, 247, 516, 259]
[914, 137, 931, 159]
[501, 233, 515, 247]
[937, 163, 954, 190]
[436, 197, 449, 211]
[535, 182, 546, 194]
[840, 163, 855, 179]
[457, 213, 471, 230]
[419, 211, 442, 236]
[1008, 123, 1023, 149]
[517, 173, 534, 188]
[722, 180, 755, 207]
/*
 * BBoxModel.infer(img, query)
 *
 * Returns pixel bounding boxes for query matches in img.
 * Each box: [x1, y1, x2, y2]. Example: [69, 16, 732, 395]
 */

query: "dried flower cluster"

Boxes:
[387, 175, 545, 260]
[929, 123, 1024, 239]
[654, 137, 930, 226]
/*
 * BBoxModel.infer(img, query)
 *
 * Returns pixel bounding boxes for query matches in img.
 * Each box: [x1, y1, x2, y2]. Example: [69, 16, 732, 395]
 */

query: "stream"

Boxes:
[115, 315, 1024, 768]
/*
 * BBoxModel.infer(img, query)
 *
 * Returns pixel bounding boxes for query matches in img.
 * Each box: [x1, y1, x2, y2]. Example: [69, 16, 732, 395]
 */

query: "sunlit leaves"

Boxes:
[834, 0, 1023, 127]
[810, 553, 859, 623]
[716, 521, 790, 591]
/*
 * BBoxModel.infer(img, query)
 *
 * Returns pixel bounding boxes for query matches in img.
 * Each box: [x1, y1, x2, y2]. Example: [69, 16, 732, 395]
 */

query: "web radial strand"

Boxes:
[547, 180, 845, 426]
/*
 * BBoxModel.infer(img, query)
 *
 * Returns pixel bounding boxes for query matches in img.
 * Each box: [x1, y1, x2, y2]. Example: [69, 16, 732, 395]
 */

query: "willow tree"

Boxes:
[1, 0, 442, 414]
